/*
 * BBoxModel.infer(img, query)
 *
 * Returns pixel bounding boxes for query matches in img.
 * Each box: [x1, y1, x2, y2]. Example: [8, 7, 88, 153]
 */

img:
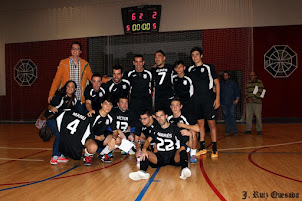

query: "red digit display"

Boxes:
[131, 13, 136, 20]
[152, 11, 157, 19]
[126, 25, 130, 31]
[139, 13, 143, 20]
[153, 23, 157, 30]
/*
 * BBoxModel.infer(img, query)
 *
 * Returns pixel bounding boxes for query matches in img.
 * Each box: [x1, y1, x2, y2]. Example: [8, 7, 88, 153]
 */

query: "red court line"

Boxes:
[248, 147, 302, 183]
[0, 156, 127, 186]
[0, 150, 48, 166]
[198, 136, 227, 201]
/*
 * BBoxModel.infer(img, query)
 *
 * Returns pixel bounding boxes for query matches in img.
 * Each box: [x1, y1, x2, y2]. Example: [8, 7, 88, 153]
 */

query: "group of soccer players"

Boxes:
[48, 46, 220, 181]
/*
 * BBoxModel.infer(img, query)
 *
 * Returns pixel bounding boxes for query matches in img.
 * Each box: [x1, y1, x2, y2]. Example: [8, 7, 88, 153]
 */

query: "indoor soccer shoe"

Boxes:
[108, 152, 114, 158]
[196, 149, 207, 156]
[129, 170, 150, 181]
[180, 167, 191, 180]
[83, 156, 93, 166]
[121, 150, 127, 155]
[57, 156, 69, 163]
[190, 155, 197, 164]
[100, 154, 112, 163]
[211, 151, 218, 158]
[50, 157, 58, 165]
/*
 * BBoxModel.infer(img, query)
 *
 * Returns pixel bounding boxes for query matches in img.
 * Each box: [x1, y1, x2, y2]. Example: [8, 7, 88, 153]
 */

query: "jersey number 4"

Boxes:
[66, 119, 81, 134]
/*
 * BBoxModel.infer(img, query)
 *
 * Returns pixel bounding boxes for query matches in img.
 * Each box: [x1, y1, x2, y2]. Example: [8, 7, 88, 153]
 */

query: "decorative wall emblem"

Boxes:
[14, 59, 37, 86]
[264, 45, 298, 78]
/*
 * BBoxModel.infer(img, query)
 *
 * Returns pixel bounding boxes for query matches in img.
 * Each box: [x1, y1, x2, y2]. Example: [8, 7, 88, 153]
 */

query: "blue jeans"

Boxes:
[46, 118, 61, 157]
[221, 104, 237, 133]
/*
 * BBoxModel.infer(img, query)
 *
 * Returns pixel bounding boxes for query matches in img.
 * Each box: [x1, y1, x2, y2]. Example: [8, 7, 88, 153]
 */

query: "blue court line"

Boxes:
[0, 166, 79, 192]
[135, 168, 161, 201]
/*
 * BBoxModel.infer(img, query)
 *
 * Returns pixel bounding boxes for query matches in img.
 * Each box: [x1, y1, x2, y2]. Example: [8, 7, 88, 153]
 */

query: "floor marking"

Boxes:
[0, 147, 52, 150]
[135, 168, 161, 201]
[218, 140, 302, 151]
[0, 150, 47, 166]
[0, 166, 78, 191]
[0, 158, 44, 162]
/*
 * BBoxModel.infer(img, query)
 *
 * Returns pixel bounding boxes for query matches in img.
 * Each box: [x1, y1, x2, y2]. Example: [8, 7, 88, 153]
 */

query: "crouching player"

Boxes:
[129, 109, 191, 181]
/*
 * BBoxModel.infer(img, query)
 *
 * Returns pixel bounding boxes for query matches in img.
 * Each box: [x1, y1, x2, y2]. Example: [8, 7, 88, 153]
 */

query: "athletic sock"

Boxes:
[84, 148, 94, 157]
[200, 141, 205, 150]
[180, 150, 188, 169]
[190, 149, 197, 156]
[140, 157, 149, 172]
[212, 142, 217, 153]
[100, 146, 111, 155]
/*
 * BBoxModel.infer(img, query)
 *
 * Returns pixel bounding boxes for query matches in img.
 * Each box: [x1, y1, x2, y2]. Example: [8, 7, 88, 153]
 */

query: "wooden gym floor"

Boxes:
[0, 123, 301, 201]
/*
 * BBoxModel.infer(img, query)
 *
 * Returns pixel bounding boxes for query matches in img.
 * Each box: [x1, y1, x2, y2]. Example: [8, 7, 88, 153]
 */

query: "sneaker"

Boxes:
[196, 149, 207, 156]
[100, 154, 112, 163]
[211, 151, 218, 158]
[83, 156, 93, 166]
[108, 152, 114, 158]
[190, 155, 197, 164]
[121, 150, 127, 155]
[244, 131, 251, 134]
[50, 157, 58, 165]
[129, 170, 150, 181]
[180, 167, 191, 180]
[129, 149, 136, 156]
[57, 156, 69, 163]
[257, 131, 262, 135]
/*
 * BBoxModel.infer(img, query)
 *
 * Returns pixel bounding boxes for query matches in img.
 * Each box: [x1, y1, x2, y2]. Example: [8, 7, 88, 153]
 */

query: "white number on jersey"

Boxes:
[116, 121, 128, 132]
[66, 119, 81, 135]
[157, 138, 174, 151]
[158, 72, 166, 85]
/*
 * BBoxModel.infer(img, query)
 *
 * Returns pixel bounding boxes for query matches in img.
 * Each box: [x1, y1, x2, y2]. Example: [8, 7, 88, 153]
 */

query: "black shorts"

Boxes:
[149, 150, 181, 168]
[192, 93, 217, 121]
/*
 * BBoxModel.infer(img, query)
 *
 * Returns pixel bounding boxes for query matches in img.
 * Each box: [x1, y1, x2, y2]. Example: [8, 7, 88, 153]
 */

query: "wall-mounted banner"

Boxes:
[14, 59, 37, 86]
[264, 45, 298, 78]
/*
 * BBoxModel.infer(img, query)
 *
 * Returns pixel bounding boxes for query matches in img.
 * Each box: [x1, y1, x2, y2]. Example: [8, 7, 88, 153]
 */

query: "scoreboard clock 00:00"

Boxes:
[121, 5, 161, 34]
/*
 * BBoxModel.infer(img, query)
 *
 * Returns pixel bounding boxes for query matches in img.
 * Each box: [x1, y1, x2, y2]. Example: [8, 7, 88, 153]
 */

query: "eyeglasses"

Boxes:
[72, 47, 80, 51]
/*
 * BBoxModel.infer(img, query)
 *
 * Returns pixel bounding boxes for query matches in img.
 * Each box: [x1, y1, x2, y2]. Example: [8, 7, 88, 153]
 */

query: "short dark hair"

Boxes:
[133, 54, 144, 61]
[71, 41, 82, 51]
[170, 97, 183, 105]
[174, 60, 185, 67]
[223, 71, 230, 76]
[190, 46, 203, 55]
[155, 108, 166, 115]
[119, 96, 129, 102]
[155, 50, 165, 56]
[140, 109, 152, 117]
[91, 73, 102, 80]
[113, 64, 124, 73]
[103, 94, 114, 104]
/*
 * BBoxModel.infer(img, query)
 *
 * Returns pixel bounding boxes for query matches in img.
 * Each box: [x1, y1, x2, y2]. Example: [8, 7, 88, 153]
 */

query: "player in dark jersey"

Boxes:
[104, 65, 130, 107]
[84, 73, 106, 117]
[167, 97, 199, 164]
[152, 50, 174, 114]
[125, 54, 152, 121]
[109, 97, 136, 155]
[172, 60, 194, 114]
[48, 80, 78, 165]
[188, 47, 220, 158]
[129, 109, 191, 181]
[88, 96, 114, 164]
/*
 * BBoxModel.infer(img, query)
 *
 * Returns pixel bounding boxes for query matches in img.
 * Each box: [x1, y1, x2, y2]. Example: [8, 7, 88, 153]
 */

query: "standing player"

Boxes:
[188, 47, 220, 158]
[172, 60, 194, 114]
[152, 50, 174, 114]
[125, 55, 152, 120]
[84, 73, 106, 117]
[167, 97, 198, 163]
[129, 109, 191, 181]
[104, 65, 131, 107]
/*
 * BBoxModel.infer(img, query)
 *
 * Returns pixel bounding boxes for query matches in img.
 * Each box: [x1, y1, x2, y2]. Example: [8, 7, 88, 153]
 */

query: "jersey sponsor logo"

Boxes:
[143, 74, 147, 79]
[156, 68, 168, 73]
[117, 115, 129, 121]
[72, 112, 86, 120]
[183, 80, 187, 85]
[113, 88, 117, 92]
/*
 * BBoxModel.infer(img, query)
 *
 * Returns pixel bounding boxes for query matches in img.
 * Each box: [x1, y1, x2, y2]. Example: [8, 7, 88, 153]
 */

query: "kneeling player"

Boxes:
[129, 109, 191, 181]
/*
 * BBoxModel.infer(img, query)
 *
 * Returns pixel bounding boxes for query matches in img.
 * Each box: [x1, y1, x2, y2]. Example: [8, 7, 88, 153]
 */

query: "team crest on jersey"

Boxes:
[122, 85, 126, 89]
[183, 80, 187, 85]
[99, 92, 103, 97]
[143, 74, 147, 79]
[200, 68, 205, 73]
[105, 119, 110, 125]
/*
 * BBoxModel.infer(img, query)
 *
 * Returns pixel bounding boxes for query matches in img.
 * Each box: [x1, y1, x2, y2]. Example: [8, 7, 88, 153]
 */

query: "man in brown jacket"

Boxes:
[48, 41, 93, 114]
